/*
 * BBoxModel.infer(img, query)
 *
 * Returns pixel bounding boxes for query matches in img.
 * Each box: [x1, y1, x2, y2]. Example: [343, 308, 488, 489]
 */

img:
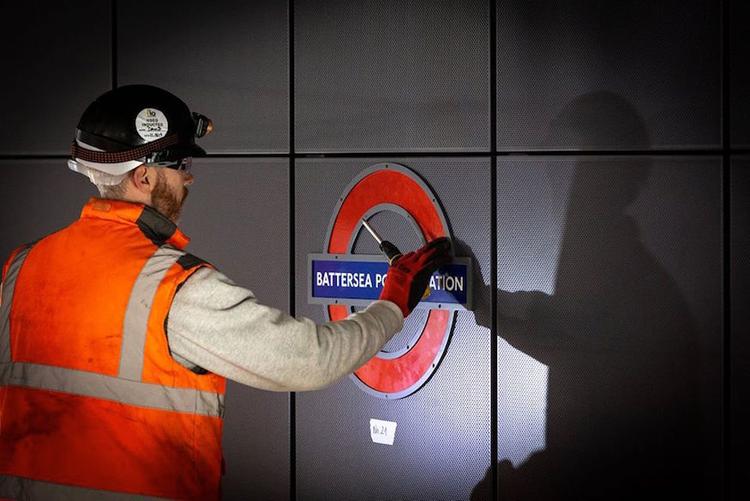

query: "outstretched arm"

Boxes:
[167, 267, 404, 391]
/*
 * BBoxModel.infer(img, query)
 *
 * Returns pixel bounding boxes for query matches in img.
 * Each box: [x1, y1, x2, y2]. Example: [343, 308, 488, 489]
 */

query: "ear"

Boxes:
[131, 165, 155, 194]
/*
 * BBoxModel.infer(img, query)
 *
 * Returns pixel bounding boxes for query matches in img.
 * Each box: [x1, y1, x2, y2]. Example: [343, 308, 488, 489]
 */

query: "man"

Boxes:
[0, 85, 451, 500]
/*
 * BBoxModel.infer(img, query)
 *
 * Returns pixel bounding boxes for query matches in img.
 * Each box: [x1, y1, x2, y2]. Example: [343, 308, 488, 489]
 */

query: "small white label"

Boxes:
[369, 418, 397, 445]
[135, 108, 169, 141]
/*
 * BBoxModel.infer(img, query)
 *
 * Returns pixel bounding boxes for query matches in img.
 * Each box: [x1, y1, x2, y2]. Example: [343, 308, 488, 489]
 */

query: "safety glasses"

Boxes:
[148, 157, 192, 172]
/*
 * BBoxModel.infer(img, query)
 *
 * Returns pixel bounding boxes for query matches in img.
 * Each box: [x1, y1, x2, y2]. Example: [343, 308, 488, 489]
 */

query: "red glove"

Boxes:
[379, 237, 452, 317]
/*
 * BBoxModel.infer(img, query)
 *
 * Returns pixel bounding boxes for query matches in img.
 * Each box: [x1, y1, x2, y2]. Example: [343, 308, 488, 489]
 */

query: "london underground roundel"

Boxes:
[308, 163, 472, 399]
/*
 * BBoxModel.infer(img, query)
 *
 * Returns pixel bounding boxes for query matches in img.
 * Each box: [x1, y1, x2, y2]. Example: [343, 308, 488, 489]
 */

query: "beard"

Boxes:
[152, 169, 188, 223]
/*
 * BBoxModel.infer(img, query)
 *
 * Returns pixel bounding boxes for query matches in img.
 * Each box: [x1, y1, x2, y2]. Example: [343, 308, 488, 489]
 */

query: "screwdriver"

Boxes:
[361, 219, 432, 300]
[361, 219, 402, 264]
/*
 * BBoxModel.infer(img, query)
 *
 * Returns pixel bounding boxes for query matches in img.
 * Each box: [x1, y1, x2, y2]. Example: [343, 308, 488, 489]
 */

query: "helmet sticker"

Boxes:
[135, 108, 169, 141]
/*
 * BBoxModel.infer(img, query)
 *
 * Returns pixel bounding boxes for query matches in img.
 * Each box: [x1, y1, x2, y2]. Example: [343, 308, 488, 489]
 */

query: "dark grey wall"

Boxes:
[0, 2, 111, 155]
[497, 0, 721, 151]
[731, 1, 749, 147]
[0, 160, 94, 258]
[294, 0, 490, 152]
[0, 1, 743, 500]
[732, 157, 749, 501]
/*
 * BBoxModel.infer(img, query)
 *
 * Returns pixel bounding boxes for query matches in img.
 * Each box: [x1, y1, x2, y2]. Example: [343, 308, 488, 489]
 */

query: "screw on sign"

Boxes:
[318, 163, 469, 399]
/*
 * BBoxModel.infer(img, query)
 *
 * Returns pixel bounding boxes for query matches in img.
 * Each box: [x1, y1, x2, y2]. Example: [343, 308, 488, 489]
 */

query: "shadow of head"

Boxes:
[546, 90, 650, 149]
[547, 91, 652, 216]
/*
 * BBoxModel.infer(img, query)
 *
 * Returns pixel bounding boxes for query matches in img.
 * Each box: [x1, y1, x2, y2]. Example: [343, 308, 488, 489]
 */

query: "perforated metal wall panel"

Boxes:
[180, 158, 290, 500]
[295, 158, 491, 500]
[118, 0, 289, 153]
[731, 0, 750, 147]
[0, 164, 106, 501]
[731, 157, 749, 500]
[0, 2, 111, 155]
[495, 156, 722, 499]
[496, 0, 721, 150]
[294, 0, 490, 153]
[0, 160, 95, 261]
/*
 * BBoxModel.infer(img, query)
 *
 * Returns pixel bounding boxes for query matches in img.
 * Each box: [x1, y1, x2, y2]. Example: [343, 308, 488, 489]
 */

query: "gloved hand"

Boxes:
[379, 237, 452, 317]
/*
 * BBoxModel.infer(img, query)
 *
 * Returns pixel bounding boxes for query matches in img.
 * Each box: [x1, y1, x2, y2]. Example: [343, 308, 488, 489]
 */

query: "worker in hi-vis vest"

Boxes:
[0, 85, 451, 500]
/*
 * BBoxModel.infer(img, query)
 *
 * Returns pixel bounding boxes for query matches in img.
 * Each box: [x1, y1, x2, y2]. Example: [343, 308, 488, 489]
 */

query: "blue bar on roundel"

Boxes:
[310, 257, 469, 307]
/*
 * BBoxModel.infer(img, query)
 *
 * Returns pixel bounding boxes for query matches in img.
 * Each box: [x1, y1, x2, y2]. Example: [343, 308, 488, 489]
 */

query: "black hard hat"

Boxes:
[71, 85, 212, 173]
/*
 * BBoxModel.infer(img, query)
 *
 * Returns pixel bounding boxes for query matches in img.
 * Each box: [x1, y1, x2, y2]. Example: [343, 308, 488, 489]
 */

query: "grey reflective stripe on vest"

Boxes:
[0, 474, 166, 500]
[119, 246, 183, 380]
[2, 362, 224, 417]
[0, 246, 32, 365]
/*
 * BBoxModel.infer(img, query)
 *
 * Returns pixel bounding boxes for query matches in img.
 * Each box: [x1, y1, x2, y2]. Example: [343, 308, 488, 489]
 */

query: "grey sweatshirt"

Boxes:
[166, 267, 404, 391]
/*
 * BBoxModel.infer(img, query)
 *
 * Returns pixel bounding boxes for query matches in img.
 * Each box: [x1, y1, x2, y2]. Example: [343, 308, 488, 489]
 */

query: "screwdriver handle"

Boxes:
[380, 241, 402, 265]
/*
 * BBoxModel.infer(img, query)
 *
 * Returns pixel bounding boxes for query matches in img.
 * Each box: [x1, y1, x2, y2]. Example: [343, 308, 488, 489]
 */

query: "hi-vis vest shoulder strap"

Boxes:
[0, 198, 226, 500]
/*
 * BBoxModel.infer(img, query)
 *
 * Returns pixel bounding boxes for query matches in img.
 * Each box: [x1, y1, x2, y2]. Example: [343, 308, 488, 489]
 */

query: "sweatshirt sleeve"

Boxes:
[166, 267, 404, 391]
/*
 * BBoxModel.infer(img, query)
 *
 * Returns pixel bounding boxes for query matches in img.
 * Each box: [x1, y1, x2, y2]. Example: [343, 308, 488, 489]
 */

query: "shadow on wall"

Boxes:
[470, 91, 701, 500]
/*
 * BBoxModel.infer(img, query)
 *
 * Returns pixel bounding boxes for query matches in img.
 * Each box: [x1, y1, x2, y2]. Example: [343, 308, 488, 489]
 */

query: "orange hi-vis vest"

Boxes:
[0, 198, 227, 500]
